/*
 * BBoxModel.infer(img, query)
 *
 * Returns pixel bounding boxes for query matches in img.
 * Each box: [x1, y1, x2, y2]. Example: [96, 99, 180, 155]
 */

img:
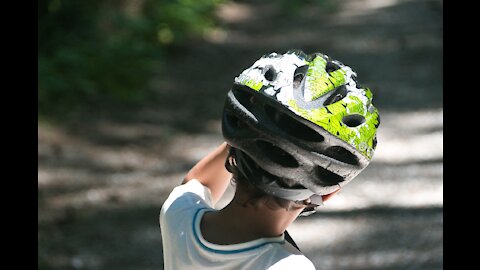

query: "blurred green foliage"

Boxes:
[38, 0, 224, 120]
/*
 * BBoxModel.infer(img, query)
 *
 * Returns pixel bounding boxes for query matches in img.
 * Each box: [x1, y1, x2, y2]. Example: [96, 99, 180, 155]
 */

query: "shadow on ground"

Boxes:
[38, 205, 165, 270]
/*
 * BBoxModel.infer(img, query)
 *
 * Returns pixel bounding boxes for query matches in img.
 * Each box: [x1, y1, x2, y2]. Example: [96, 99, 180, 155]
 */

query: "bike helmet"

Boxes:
[222, 49, 380, 207]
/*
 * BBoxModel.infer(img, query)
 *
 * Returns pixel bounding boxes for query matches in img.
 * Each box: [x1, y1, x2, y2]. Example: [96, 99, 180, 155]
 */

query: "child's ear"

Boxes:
[321, 189, 341, 202]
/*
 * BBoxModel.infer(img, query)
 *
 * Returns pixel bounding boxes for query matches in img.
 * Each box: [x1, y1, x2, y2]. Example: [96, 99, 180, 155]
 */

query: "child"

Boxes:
[160, 50, 380, 269]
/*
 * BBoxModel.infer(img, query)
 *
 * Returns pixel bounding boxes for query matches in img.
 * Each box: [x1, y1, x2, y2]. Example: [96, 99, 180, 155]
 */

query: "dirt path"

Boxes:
[38, 0, 443, 269]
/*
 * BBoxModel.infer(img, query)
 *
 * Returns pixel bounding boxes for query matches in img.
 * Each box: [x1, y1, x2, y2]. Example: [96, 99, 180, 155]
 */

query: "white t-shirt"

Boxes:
[159, 179, 316, 270]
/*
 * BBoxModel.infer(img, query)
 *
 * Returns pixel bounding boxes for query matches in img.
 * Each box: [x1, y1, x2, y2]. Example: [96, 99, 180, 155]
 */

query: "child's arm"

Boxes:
[182, 142, 232, 206]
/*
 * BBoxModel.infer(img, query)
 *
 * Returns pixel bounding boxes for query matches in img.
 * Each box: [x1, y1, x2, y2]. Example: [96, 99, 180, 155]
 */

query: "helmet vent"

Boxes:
[264, 104, 325, 142]
[293, 73, 304, 88]
[264, 66, 277, 82]
[324, 146, 359, 165]
[323, 85, 348, 106]
[326, 61, 341, 73]
[313, 166, 344, 186]
[342, 114, 366, 127]
[233, 87, 256, 109]
[255, 140, 299, 168]
[293, 65, 308, 88]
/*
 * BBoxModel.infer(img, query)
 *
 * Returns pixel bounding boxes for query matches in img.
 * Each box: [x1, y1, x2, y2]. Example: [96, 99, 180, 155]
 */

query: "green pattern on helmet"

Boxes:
[305, 56, 347, 102]
[288, 92, 379, 159]
[236, 72, 263, 91]
[245, 79, 263, 91]
[240, 78, 263, 91]
[365, 87, 373, 100]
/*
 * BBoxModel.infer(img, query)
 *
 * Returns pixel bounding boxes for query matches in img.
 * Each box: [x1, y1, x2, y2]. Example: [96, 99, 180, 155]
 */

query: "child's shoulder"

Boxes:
[267, 251, 316, 270]
[257, 241, 316, 270]
[160, 179, 213, 220]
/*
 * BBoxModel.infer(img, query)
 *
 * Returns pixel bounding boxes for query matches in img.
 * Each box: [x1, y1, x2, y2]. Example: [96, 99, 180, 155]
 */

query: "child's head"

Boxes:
[222, 49, 380, 215]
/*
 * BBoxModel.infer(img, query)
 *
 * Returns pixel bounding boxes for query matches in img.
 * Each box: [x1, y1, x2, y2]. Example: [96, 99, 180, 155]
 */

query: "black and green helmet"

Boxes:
[222, 50, 380, 201]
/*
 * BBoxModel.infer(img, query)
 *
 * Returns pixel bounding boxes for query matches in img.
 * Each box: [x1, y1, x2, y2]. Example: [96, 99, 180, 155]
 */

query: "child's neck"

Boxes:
[200, 195, 303, 245]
